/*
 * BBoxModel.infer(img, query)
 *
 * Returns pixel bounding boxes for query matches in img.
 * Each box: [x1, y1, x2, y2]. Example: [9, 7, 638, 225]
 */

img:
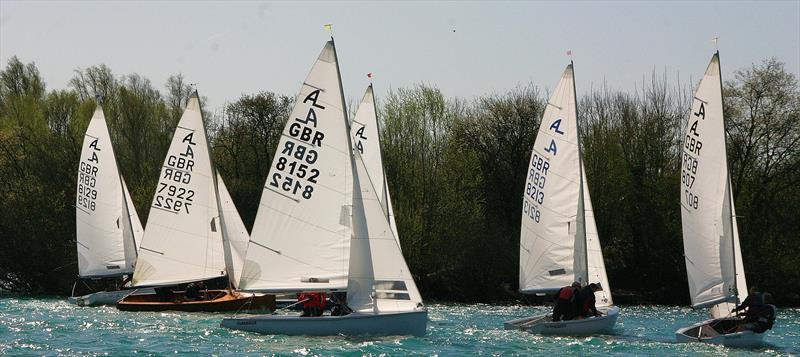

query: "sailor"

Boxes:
[185, 282, 202, 301]
[330, 292, 352, 316]
[299, 292, 327, 317]
[738, 292, 777, 333]
[552, 281, 581, 321]
[577, 283, 603, 318]
[732, 286, 764, 316]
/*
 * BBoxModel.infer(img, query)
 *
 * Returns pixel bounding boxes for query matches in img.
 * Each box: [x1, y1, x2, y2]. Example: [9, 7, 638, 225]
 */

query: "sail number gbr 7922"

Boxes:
[269, 89, 326, 201]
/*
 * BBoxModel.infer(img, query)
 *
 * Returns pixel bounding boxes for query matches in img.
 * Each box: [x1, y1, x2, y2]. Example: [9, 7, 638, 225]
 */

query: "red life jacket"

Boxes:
[558, 286, 575, 300]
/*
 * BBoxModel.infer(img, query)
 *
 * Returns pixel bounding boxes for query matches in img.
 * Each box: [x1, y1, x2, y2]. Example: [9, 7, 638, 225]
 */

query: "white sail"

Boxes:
[132, 93, 226, 287]
[710, 178, 748, 318]
[239, 41, 352, 292]
[350, 85, 400, 247]
[216, 171, 249, 288]
[519, 65, 586, 293]
[347, 151, 423, 313]
[76, 106, 138, 277]
[582, 164, 613, 307]
[680, 53, 742, 309]
[120, 177, 143, 268]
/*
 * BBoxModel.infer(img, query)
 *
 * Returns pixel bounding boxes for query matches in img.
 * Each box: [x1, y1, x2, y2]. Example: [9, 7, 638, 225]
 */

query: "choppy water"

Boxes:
[1, 296, 797, 356]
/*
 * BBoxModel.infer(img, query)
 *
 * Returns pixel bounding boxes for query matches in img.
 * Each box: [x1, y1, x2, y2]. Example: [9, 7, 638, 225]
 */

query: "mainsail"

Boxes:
[239, 40, 352, 292]
[347, 151, 423, 313]
[519, 64, 587, 293]
[680, 53, 745, 310]
[132, 93, 226, 287]
[350, 84, 400, 246]
[76, 106, 141, 277]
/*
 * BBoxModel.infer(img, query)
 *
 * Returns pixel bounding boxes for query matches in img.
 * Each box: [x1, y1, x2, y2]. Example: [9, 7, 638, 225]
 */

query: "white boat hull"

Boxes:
[504, 306, 619, 335]
[68, 288, 154, 307]
[221, 309, 428, 336]
[675, 317, 765, 348]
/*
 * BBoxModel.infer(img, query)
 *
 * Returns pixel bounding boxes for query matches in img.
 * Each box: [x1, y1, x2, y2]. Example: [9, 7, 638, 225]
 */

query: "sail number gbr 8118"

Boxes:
[268, 89, 326, 201]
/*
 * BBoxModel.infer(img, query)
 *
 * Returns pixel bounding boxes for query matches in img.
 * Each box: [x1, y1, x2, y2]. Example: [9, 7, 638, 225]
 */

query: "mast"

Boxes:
[716, 50, 739, 301]
[571, 60, 590, 284]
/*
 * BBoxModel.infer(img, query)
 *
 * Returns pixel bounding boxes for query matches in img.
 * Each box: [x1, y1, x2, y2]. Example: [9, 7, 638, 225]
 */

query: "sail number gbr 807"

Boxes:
[681, 100, 705, 210]
[268, 89, 326, 200]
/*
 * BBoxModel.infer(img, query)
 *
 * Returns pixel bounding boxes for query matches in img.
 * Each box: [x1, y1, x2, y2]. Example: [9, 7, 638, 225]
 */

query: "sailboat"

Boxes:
[350, 84, 400, 247]
[116, 92, 274, 312]
[503, 63, 619, 335]
[674, 52, 774, 347]
[221, 39, 427, 336]
[70, 104, 153, 306]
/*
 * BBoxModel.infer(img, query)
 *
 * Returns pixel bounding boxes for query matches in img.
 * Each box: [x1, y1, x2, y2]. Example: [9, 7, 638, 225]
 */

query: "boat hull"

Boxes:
[504, 306, 619, 335]
[221, 309, 428, 336]
[675, 317, 765, 348]
[68, 288, 155, 307]
[116, 290, 275, 313]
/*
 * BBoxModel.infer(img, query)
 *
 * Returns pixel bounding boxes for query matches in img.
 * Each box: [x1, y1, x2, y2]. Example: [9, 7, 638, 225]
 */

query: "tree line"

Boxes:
[1, 56, 797, 306]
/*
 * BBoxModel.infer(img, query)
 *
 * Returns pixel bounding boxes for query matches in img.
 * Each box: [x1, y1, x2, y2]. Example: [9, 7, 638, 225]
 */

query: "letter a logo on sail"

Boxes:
[545, 139, 558, 156]
[549, 118, 565, 135]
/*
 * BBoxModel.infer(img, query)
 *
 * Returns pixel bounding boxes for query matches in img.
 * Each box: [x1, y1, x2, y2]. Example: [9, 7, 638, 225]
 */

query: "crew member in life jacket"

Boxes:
[737, 292, 777, 333]
[553, 281, 581, 321]
[577, 283, 604, 319]
[299, 292, 327, 317]
[732, 286, 763, 316]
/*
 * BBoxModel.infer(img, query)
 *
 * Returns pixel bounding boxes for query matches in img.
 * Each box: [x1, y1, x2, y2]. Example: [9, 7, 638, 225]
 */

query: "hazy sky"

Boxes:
[1, 1, 799, 110]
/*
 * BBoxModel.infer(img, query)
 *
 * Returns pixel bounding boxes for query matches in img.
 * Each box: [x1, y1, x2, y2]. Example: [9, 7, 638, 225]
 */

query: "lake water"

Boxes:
[1, 296, 797, 356]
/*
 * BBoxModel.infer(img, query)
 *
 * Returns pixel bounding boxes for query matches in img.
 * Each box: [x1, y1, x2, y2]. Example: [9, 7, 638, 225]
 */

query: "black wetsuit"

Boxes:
[577, 286, 599, 318]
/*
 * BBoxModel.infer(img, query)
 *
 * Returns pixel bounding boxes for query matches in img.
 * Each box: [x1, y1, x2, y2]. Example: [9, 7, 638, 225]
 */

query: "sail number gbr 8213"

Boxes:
[268, 89, 326, 201]
[681, 99, 705, 210]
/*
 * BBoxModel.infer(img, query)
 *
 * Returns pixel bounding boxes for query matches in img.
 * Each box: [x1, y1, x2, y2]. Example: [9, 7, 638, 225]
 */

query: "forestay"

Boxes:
[350, 85, 400, 246]
[680, 53, 743, 309]
[76, 106, 141, 277]
[347, 151, 423, 313]
[216, 171, 249, 288]
[519, 65, 586, 293]
[132, 93, 226, 287]
[239, 41, 352, 292]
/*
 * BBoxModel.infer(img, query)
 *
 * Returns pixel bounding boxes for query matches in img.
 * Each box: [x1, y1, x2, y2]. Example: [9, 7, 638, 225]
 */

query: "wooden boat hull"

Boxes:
[116, 290, 275, 312]
[504, 305, 619, 335]
[675, 317, 765, 348]
[68, 288, 155, 307]
[220, 309, 428, 336]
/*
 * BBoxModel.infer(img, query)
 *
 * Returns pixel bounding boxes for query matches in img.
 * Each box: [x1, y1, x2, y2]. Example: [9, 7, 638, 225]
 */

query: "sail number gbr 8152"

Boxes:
[681, 99, 705, 210]
[269, 89, 326, 200]
[153, 130, 196, 214]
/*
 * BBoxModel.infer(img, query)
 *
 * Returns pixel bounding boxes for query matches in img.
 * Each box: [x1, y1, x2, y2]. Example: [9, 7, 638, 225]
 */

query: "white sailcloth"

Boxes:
[519, 65, 586, 293]
[680, 53, 742, 309]
[582, 164, 613, 307]
[239, 41, 352, 292]
[76, 106, 140, 277]
[350, 85, 400, 246]
[216, 171, 249, 288]
[120, 177, 143, 267]
[132, 94, 226, 287]
[347, 151, 423, 313]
